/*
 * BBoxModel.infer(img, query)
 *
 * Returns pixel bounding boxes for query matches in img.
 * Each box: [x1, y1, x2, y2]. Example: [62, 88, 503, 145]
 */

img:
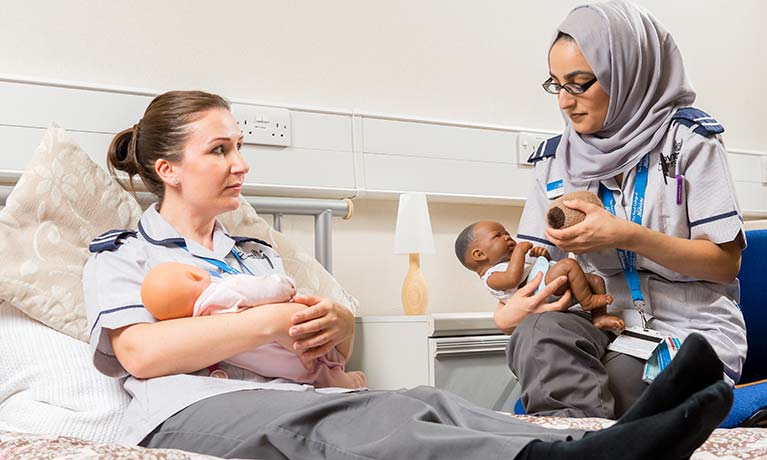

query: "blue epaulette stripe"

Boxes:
[527, 144, 542, 163]
[516, 234, 555, 247]
[231, 236, 272, 248]
[88, 304, 146, 337]
[91, 229, 129, 242]
[90, 232, 131, 244]
[672, 107, 724, 135]
[88, 230, 137, 253]
[689, 210, 740, 228]
[527, 135, 561, 164]
[89, 241, 116, 252]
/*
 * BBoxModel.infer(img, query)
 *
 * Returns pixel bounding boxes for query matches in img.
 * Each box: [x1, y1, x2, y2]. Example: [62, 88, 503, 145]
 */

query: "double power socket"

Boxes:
[232, 103, 292, 147]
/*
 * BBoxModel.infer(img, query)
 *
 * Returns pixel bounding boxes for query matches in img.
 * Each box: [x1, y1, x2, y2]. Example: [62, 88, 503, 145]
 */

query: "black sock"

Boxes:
[514, 380, 732, 460]
[619, 332, 723, 423]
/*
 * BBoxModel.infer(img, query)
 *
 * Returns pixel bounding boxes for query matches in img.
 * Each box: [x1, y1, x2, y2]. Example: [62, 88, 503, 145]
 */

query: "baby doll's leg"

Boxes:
[584, 274, 624, 331]
[546, 259, 613, 310]
[314, 366, 368, 389]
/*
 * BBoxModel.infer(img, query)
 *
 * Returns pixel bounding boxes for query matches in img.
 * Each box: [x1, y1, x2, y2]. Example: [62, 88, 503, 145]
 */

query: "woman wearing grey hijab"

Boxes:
[497, 0, 746, 420]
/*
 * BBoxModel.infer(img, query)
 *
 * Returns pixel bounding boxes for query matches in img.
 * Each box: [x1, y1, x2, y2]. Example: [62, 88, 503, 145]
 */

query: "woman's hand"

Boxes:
[493, 273, 572, 335]
[289, 295, 355, 367]
[544, 199, 634, 254]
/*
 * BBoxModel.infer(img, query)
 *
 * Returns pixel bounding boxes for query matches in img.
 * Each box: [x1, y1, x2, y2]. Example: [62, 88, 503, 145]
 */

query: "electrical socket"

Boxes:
[517, 132, 550, 166]
[231, 103, 292, 147]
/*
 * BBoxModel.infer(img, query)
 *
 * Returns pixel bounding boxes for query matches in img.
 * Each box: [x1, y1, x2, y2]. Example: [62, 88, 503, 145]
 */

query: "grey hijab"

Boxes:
[554, 0, 696, 185]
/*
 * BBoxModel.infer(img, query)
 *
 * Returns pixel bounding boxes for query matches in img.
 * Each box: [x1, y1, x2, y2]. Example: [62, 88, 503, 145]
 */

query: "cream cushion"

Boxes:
[0, 125, 143, 341]
[0, 124, 357, 343]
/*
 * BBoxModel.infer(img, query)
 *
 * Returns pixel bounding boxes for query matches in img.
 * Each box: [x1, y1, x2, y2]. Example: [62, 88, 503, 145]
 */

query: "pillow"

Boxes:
[0, 124, 144, 342]
[0, 124, 357, 343]
[0, 299, 129, 443]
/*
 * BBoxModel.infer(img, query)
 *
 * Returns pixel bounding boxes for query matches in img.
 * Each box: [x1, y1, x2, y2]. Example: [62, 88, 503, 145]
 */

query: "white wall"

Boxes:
[1, 1, 765, 315]
[2, 1, 764, 150]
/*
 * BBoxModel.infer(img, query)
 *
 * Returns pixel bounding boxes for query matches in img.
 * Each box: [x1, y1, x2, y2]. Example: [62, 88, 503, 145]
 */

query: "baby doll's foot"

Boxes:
[349, 371, 367, 388]
[583, 294, 613, 309]
[592, 314, 625, 331]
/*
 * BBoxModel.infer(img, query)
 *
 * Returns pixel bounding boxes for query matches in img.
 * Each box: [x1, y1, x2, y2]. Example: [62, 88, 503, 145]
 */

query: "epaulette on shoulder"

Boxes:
[88, 229, 137, 253]
[231, 236, 272, 248]
[672, 107, 724, 137]
[527, 135, 561, 164]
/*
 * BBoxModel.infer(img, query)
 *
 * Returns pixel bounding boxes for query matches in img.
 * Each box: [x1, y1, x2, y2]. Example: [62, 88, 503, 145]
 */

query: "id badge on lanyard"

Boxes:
[600, 154, 663, 360]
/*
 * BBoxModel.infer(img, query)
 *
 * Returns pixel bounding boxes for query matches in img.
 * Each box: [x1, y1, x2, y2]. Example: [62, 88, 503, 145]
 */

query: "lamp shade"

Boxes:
[393, 192, 435, 254]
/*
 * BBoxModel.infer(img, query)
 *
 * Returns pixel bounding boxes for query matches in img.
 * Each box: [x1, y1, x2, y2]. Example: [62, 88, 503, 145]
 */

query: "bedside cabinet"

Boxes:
[347, 312, 520, 412]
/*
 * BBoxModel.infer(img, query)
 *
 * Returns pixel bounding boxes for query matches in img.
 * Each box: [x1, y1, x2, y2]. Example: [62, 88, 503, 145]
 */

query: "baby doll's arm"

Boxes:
[486, 242, 533, 291]
[529, 246, 551, 260]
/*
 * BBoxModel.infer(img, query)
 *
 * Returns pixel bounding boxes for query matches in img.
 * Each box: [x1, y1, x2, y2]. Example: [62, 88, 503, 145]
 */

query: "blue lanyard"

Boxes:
[599, 154, 650, 325]
[176, 243, 255, 278]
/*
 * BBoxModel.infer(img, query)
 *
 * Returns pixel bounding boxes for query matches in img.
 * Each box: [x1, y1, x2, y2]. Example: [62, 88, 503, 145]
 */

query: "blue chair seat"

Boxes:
[722, 380, 767, 428]
[721, 228, 767, 428]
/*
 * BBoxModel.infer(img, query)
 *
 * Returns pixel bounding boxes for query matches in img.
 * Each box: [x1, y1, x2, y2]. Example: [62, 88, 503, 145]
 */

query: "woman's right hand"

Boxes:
[544, 199, 633, 254]
[493, 273, 572, 335]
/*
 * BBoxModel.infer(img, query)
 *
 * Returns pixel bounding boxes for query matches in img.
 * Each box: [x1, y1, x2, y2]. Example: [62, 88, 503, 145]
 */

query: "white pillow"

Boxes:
[0, 299, 129, 443]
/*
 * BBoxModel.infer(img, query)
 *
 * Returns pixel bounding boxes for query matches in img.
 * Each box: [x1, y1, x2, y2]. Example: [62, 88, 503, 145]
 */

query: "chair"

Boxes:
[513, 229, 767, 427]
[721, 228, 767, 427]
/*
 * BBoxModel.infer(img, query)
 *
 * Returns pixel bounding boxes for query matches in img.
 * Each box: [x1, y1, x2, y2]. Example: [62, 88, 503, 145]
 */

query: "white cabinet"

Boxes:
[347, 312, 520, 412]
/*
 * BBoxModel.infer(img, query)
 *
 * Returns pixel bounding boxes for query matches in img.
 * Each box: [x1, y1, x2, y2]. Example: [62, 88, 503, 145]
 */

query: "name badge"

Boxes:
[546, 180, 564, 200]
[607, 326, 664, 360]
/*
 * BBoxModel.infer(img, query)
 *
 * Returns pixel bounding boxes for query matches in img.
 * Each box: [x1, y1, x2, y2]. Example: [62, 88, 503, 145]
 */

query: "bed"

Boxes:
[1, 126, 766, 459]
[2, 418, 767, 459]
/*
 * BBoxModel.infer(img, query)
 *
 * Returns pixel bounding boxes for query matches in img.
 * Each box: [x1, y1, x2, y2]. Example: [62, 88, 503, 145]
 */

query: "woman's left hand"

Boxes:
[289, 295, 354, 364]
[545, 199, 633, 254]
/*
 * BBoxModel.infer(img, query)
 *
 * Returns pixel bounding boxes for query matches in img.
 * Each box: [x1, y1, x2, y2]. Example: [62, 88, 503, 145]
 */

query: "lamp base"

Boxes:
[402, 253, 428, 315]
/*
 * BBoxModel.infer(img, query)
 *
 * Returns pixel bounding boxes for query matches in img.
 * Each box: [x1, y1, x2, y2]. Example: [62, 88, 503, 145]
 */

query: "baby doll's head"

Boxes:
[455, 221, 517, 274]
[141, 262, 212, 320]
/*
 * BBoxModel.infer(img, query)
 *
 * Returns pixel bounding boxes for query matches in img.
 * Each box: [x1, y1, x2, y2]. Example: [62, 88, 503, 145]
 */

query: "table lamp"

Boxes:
[393, 192, 435, 315]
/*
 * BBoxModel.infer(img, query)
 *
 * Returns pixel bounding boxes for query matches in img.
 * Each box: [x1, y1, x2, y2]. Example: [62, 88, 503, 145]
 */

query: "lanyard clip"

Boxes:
[634, 300, 649, 329]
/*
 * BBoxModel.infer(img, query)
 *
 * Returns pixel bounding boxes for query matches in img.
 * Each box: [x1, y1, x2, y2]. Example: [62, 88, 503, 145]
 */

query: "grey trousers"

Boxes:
[507, 311, 649, 419]
[140, 386, 585, 460]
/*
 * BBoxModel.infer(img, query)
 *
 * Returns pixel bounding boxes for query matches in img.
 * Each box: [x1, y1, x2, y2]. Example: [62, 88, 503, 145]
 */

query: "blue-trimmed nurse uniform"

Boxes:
[505, 0, 747, 420]
[83, 203, 328, 445]
[511, 109, 747, 419]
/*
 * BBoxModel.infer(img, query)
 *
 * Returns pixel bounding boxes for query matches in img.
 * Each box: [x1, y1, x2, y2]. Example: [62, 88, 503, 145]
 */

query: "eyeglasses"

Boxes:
[542, 77, 598, 95]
